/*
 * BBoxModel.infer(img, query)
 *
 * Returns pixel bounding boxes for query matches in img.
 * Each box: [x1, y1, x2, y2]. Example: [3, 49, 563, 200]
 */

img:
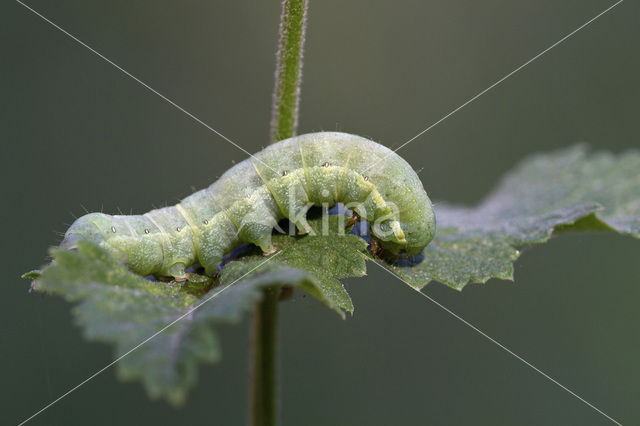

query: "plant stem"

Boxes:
[250, 1, 308, 425]
[269, 0, 308, 143]
[249, 286, 280, 426]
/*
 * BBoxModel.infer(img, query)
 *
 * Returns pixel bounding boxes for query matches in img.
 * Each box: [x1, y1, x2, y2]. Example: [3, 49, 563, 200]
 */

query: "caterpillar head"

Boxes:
[371, 199, 436, 256]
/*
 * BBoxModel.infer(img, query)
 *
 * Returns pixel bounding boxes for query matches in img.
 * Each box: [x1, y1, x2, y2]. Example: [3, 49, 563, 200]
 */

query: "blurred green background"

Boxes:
[2, 0, 639, 424]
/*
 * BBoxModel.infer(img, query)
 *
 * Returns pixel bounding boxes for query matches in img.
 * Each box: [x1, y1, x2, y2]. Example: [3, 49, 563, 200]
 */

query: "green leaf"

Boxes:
[31, 240, 339, 405]
[394, 145, 640, 290]
[229, 214, 369, 315]
[27, 213, 367, 404]
[25, 145, 640, 403]
[268, 214, 369, 314]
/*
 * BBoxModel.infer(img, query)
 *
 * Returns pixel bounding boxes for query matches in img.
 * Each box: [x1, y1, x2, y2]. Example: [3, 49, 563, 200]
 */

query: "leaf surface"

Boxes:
[25, 145, 640, 402]
[394, 145, 640, 289]
[28, 214, 366, 403]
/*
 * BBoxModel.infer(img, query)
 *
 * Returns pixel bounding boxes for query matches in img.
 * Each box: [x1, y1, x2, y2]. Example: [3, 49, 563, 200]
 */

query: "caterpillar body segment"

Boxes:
[60, 132, 436, 279]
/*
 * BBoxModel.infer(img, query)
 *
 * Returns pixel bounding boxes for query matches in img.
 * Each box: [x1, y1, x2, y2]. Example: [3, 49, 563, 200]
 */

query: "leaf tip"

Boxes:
[21, 269, 41, 280]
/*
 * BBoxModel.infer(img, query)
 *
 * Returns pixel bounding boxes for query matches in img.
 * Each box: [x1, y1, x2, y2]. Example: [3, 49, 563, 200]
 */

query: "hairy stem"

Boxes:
[251, 1, 308, 425]
[269, 0, 308, 143]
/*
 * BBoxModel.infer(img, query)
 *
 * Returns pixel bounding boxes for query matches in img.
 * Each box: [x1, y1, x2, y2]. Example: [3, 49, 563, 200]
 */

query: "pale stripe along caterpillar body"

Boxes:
[61, 132, 436, 279]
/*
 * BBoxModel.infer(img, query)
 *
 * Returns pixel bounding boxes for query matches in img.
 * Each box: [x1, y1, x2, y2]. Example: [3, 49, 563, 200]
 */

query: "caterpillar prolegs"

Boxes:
[60, 132, 436, 280]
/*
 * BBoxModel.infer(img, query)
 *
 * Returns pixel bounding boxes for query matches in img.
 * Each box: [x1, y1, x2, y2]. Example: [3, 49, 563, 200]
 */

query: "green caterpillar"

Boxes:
[61, 132, 436, 279]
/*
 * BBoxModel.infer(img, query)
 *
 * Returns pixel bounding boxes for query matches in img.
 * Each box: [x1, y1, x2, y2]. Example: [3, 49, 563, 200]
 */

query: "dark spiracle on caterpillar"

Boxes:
[60, 132, 436, 281]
